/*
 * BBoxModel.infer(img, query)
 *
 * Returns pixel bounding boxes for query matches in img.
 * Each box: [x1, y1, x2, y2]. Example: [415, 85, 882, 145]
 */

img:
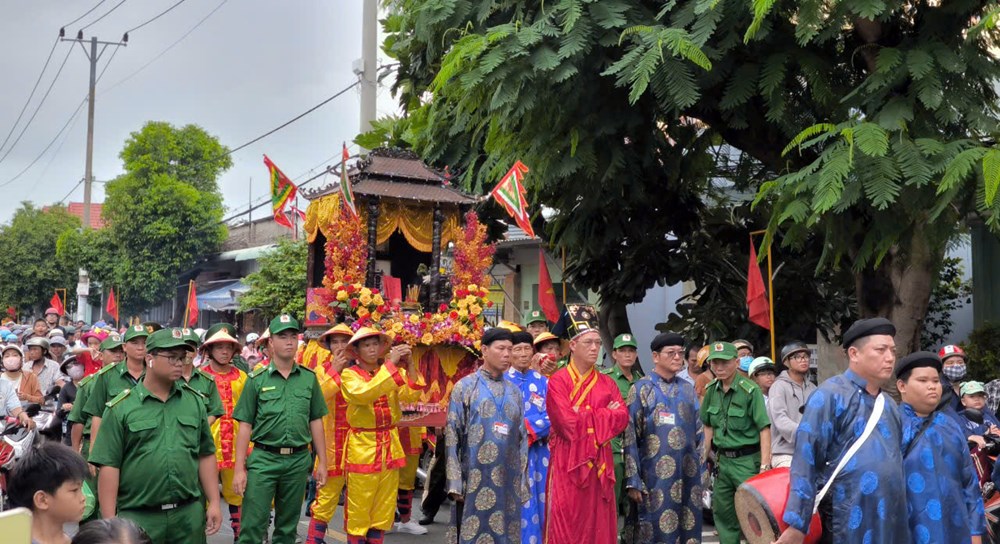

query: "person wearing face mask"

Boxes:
[0, 348, 35, 429]
[939, 344, 968, 413]
[2, 344, 44, 404]
[57, 357, 86, 445]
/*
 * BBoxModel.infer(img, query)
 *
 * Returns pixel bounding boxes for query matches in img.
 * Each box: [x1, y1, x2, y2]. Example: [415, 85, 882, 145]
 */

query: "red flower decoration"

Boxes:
[439, 303, 448, 313]
[350, 299, 360, 309]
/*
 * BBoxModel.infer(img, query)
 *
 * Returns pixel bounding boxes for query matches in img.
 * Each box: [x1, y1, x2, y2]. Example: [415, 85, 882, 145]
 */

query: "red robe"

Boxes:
[544, 361, 629, 544]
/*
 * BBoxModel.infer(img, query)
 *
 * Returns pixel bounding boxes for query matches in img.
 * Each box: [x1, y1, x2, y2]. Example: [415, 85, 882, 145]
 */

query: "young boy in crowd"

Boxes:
[748, 357, 777, 402]
[7, 442, 89, 544]
[959, 381, 1000, 447]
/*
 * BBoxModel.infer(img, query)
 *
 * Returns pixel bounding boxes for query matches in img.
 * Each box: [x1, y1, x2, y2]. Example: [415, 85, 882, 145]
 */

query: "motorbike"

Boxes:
[960, 408, 1000, 543]
[0, 405, 41, 510]
[33, 386, 63, 443]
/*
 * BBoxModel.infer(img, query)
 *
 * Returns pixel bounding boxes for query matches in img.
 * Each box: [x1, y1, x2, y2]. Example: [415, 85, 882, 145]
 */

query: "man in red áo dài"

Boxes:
[545, 322, 629, 544]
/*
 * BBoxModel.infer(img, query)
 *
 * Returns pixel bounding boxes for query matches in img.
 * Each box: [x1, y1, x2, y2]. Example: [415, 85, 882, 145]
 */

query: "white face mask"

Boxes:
[3, 357, 21, 371]
[67, 366, 85, 380]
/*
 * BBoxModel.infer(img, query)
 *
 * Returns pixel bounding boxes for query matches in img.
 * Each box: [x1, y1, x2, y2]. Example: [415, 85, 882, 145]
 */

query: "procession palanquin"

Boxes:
[302, 148, 496, 426]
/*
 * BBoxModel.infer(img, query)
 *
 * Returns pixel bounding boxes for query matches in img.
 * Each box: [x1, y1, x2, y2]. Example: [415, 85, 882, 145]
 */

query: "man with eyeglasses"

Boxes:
[767, 342, 817, 469]
[89, 328, 222, 544]
[545, 324, 629, 544]
[700, 341, 771, 544]
[601, 333, 644, 538]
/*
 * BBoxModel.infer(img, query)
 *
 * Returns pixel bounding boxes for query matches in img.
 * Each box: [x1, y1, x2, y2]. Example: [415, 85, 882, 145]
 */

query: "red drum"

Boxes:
[735, 467, 822, 544]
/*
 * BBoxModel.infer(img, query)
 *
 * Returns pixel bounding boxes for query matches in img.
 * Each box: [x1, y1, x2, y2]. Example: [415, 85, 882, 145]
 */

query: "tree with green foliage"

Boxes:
[0, 204, 81, 316]
[378, 0, 1000, 352]
[59, 122, 231, 316]
[237, 239, 307, 322]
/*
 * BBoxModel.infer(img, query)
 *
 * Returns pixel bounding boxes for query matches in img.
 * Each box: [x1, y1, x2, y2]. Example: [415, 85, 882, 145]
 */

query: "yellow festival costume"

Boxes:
[341, 361, 425, 537]
[200, 364, 248, 506]
[310, 362, 349, 524]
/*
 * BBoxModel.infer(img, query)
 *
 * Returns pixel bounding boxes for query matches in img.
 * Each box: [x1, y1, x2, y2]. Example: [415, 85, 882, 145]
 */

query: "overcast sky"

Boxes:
[0, 0, 397, 223]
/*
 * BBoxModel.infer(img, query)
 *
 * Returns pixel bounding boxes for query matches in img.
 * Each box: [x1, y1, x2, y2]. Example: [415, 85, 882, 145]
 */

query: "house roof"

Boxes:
[63, 203, 104, 229]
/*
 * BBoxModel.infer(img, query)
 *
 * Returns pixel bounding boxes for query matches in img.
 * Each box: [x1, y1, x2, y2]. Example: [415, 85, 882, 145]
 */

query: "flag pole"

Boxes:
[560, 247, 567, 305]
[183, 280, 193, 327]
[749, 230, 776, 361]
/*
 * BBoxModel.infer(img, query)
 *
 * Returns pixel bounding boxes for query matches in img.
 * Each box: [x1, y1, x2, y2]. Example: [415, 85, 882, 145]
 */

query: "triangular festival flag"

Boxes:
[106, 287, 119, 324]
[340, 143, 358, 219]
[50, 292, 65, 316]
[746, 238, 771, 330]
[186, 281, 199, 327]
[490, 160, 534, 237]
[538, 248, 560, 322]
[264, 154, 298, 229]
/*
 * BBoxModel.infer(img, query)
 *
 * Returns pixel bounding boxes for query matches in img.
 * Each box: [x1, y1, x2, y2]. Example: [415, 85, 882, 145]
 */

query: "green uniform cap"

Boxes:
[204, 322, 237, 340]
[523, 310, 547, 326]
[99, 333, 123, 351]
[613, 333, 638, 350]
[706, 341, 738, 362]
[146, 328, 195, 352]
[180, 328, 201, 347]
[122, 324, 149, 343]
[961, 381, 987, 396]
[269, 314, 300, 335]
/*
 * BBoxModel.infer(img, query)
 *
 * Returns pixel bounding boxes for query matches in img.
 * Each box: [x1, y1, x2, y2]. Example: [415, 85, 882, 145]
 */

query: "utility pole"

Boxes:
[358, 0, 378, 138]
[61, 32, 126, 323]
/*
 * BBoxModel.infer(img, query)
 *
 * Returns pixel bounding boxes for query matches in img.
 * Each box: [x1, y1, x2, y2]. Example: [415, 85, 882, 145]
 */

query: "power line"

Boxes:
[0, 38, 59, 156]
[59, 179, 85, 204]
[79, 0, 128, 31]
[124, 0, 188, 34]
[62, 0, 109, 29]
[0, 45, 74, 166]
[102, 0, 229, 95]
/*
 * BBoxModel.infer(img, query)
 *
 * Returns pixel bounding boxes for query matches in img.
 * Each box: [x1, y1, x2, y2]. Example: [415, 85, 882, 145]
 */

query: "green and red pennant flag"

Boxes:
[747, 238, 771, 330]
[264, 154, 299, 229]
[106, 287, 118, 324]
[340, 143, 358, 219]
[490, 160, 534, 237]
[49, 292, 65, 316]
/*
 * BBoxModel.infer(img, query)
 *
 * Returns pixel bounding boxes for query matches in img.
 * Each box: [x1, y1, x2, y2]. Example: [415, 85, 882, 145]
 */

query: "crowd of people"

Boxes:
[1, 307, 997, 544]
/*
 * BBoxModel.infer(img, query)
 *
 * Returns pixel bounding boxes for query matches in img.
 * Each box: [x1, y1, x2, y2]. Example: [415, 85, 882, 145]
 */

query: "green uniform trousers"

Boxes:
[237, 448, 312, 544]
[119, 500, 206, 544]
[713, 451, 760, 544]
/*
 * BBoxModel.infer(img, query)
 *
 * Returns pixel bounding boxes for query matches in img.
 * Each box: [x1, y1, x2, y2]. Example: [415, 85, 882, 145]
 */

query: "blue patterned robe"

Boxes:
[506, 366, 551, 544]
[784, 369, 910, 543]
[900, 403, 985, 544]
[446, 368, 528, 544]
[623, 372, 704, 544]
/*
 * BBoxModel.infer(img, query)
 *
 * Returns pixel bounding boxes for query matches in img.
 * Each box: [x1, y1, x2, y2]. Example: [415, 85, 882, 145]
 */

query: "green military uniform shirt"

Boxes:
[231, 354, 250, 375]
[699, 373, 770, 450]
[602, 363, 644, 454]
[232, 363, 327, 448]
[183, 368, 225, 419]
[67, 373, 98, 436]
[88, 381, 215, 510]
[83, 361, 145, 419]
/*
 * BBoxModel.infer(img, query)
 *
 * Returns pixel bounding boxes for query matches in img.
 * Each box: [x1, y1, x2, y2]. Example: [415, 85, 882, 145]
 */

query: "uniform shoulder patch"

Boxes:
[600, 366, 613, 375]
[106, 388, 131, 408]
[181, 382, 207, 399]
[195, 368, 216, 382]
[740, 379, 758, 394]
[95, 363, 117, 377]
[250, 366, 268, 378]
[79, 373, 97, 387]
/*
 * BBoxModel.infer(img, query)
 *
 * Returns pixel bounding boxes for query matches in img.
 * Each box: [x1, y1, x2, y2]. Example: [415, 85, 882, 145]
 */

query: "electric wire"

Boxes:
[58, 179, 85, 204]
[0, 45, 74, 166]
[0, 38, 59, 156]
[62, 0, 110, 29]
[123, 0, 188, 34]
[102, 0, 229, 95]
[79, 0, 129, 31]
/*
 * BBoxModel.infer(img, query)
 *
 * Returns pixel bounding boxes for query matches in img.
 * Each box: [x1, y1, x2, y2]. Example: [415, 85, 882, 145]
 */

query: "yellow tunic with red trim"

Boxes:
[398, 425, 424, 456]
[315, 362, 349, 477]
[340, 361, 426, 473]
[200, 364, 248, 469]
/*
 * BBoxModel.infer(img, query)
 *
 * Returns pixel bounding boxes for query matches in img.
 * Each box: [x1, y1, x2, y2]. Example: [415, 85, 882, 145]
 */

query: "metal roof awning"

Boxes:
[197, 280, 249, 312]
[215, 244, 276, 262]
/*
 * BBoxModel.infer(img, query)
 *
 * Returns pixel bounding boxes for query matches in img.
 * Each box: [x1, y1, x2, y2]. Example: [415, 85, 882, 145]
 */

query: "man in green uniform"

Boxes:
[204, 323, 250, 374]
[178, 330, 224, 425]
[523, 309, 550, 339]
[89, 328, 222, 544]
[601, 333, 643, 538]
[85, 324, 149, 445]
[69, 333, 125, 459]
[700, 341, 771, 544]
[231, 315, 328, 544]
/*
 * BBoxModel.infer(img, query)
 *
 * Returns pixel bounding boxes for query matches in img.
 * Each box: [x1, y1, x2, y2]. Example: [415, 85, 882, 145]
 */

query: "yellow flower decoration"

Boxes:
[392, 322, 404, 333]
[409, 314, 420, 325]
[357, 307, 370, 317]
[360, 287, 372, 298]
[359, 293, 373, 306]
[458, 309, 469, 318]
[336, 290, 349, 302]
[373, 294, 385, 306]
[421, 332, 434, 345]
[469, 304, 482, 315]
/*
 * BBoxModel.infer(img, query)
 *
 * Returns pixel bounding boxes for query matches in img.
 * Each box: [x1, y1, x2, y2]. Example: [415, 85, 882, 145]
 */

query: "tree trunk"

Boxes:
[854, 224, 941, 398]
[598, 299, 631, 367]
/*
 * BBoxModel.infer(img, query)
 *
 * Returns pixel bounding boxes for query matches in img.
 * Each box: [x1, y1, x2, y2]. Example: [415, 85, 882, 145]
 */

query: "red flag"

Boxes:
[186, 282, 199, 327]
[5, 307, 14, 319]
[538, 249, 560, 322]
[747, 239, 771, 330]
[50, 292, 65, 316]
[106, 288, 119, 324]
[490, 161, 534, 237]
[264, 155, 298, 229]
[290, 204, 307, 222]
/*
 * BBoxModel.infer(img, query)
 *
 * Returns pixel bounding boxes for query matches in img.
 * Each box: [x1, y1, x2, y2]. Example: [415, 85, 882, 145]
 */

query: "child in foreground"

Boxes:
[7, 442, 89, 544]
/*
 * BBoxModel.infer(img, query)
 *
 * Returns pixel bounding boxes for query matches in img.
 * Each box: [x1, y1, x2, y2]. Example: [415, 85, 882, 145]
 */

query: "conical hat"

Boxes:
[320, 323, 354, 342]
[200, 329, 240, 352]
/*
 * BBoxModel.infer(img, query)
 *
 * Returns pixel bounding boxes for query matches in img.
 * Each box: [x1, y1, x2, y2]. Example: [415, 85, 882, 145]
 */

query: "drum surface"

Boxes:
[735, 467, 821, 544]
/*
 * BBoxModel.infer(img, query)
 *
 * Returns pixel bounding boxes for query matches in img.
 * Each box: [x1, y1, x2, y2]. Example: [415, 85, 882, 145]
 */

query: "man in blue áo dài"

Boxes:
[623, 332, 703, 544]
[506, 331, 550, 544]
[445, 327, 528, 544]
[896, 351, 985, 544]
[775, 317, 910, 544]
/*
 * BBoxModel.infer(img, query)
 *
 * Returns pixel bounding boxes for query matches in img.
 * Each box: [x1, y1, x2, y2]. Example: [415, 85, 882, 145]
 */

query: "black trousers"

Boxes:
[420, 428, 448, 518]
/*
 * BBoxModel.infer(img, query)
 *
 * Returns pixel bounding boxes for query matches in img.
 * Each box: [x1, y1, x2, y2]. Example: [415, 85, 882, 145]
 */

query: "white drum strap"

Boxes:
[812, 392, 885, 514]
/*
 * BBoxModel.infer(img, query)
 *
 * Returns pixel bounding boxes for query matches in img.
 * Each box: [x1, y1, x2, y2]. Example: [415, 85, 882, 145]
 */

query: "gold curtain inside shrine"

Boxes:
[305, 193, 463, 252]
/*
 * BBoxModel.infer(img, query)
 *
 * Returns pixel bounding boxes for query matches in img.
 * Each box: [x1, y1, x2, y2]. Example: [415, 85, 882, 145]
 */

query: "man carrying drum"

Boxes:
[774, 318, 910, 543]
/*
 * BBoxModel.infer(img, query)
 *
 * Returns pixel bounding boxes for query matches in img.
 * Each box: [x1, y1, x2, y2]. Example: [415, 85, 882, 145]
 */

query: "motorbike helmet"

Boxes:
[246, 332, 260, 344]
[780, 341, 810, 363]
[24, 337, 49, 352]
[938, 344, 967, 363]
